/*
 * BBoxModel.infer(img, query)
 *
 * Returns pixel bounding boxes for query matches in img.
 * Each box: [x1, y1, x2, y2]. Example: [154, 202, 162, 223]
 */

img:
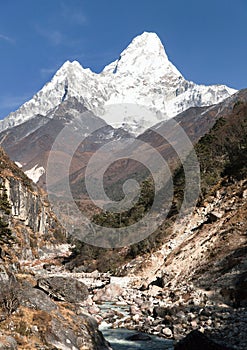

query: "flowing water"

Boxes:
[101, 327, 173, 350]
[98, 302, 174, 350]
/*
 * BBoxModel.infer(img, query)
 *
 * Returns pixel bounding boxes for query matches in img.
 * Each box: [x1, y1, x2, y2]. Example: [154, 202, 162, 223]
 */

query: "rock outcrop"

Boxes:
[174, 330, 233, 350]
[0, 147, 67, 265]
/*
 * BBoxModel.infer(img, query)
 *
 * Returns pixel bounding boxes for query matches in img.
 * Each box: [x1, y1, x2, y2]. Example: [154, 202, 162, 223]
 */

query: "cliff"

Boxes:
[0, 147, 67, 267]
[0, 147, 111, 350]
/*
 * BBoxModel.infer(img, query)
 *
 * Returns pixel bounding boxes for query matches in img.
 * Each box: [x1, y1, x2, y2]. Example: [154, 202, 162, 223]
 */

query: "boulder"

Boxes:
[0, 335, 17, 350]
[93, 283, 123, 302]
[126, 333, 152, 341]
[20, 287, 58, 312]
[37, 276, 89, 303]
[129, 305, 140, 315]
[174, 330, 233, 350]
[88, 305, 101, 315]
[146, 285, 163, 297]
[153, 306, 173, 318]
[162, 327, 173, 338]
[38, 311, 112, 350]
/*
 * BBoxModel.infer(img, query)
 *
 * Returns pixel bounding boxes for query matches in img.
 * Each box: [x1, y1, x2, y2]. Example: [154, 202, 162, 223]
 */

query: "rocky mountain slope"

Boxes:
[103, 95, 246, 349]
[62, 93, 246, 350]
[0, 89, 241, 214]
[0, 32, 236, 136]
[111, 93, 247, 283]
[0, 148, 111, 350]
[59, 90, 247, 273]
[0, 98, 109, 186]
[74, 88, 244, 204]
[0, 97, 133, 188]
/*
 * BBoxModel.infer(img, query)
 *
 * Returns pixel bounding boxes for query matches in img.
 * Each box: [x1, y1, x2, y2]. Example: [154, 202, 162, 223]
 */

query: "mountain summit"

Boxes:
[103, 31, 180, 79]
[0, 31, 237, 135]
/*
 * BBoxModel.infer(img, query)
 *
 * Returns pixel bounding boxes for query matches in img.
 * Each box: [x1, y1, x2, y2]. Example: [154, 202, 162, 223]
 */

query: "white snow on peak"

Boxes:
[54, 60, 93, 80]
[0, 59, 102, 132]
[25, 164, 45, 183]
[0, 31, 237, 135]
[103, 31, 181, 80]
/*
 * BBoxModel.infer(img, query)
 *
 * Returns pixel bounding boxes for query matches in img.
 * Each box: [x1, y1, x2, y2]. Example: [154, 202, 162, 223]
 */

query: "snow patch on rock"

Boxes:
[25, 165, 45, 183]
[15, 161, 22, 168]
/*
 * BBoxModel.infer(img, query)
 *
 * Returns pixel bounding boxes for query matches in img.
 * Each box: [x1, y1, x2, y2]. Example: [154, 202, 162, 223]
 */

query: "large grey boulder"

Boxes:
[0, 335, 17, 350]
[20, 287, 58, 311]
[93, 283, 123, 302]
[37, 276, 89, 303]
[42, 312, 112, 350]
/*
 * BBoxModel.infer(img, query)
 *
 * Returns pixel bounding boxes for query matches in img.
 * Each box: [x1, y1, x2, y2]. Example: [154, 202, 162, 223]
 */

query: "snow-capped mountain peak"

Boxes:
[54, 60, 93, 80]
[103, 31, 181, 80]
[0, 31, 237, 135]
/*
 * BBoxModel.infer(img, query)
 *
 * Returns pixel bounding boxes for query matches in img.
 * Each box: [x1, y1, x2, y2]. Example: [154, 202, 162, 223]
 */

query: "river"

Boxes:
[98, 302, 174, 350]
[101, 327, 173, 350]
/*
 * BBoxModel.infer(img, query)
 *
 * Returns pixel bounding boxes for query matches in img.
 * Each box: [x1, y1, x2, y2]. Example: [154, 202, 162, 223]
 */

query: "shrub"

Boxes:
[0, 217, 13, 243]
[0, 277, 20, 317]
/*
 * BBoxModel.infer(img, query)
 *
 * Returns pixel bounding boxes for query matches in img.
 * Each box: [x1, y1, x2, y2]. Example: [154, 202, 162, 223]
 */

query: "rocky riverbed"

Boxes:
[36, 272, 247, 348]
[83, 281, 247, 350]
[16, 254, 247, 350]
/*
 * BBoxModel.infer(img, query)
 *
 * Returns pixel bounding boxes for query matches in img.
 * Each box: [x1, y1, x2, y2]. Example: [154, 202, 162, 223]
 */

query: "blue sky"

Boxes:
[0, 0, 246, 119]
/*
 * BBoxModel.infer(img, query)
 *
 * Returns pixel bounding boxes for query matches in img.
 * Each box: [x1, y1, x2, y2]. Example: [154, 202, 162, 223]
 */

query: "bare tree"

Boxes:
[0, 274, 20, 319]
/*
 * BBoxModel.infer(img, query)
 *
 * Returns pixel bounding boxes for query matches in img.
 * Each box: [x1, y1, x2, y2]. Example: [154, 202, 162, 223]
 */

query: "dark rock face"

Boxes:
[219, 272, 247, 308]
[77, 314, 112, 350]
[37, 276, 89, 303]
[153, 306, 173, 318]
[234, 272, 247, 307]
[126, 333, 152, 341]
[174, 330, 233, 350]
[0, 174, 66, 261]
[149, 275, 166, 288]
[7, 176, 65, 240]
